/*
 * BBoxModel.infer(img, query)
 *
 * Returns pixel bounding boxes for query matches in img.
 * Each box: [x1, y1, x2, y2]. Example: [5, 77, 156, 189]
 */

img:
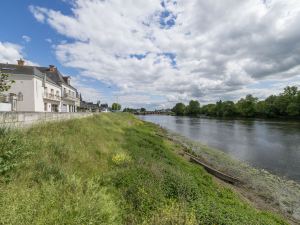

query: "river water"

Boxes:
[139, 115, 300, 182]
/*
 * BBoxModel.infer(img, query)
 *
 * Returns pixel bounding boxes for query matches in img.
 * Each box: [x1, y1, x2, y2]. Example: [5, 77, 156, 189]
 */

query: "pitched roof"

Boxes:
[0, 63, 43, 77]
[37, 67, 77, 91]
[0, 63, 76, 90]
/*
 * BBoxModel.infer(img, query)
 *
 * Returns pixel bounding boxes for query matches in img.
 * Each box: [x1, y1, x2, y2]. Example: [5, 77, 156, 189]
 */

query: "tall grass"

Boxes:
[0, 113, 287, 224]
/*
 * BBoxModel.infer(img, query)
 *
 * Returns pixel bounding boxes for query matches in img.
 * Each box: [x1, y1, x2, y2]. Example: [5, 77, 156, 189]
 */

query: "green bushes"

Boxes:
[0, 114, 288, 224]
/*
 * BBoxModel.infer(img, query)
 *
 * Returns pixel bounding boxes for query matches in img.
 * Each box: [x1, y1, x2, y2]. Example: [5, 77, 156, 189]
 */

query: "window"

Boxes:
[17, 92, 23, 101]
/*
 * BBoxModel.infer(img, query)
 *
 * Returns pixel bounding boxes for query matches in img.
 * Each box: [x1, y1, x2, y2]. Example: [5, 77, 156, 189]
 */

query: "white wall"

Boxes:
[33, 77, 44, 112]
[0, 103, 11, 112]
[7, 74, 35, 111]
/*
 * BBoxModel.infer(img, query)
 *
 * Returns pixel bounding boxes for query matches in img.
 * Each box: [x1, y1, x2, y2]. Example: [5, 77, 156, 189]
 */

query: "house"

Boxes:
[0, 59, 80, 112]
[100, 104, 109, 112]
[79, 96, 101, 112]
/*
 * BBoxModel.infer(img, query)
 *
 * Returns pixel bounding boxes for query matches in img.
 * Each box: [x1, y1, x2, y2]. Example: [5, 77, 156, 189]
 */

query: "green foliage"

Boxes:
[173, 86, 300, 118]
[112, 102, 121, 111]
[186, 100, 201, 116]
[0, 73, 15, 93]
[236, 94, 258, 117]
[0, 114, 287, 224]
[172, 102, 186, 116]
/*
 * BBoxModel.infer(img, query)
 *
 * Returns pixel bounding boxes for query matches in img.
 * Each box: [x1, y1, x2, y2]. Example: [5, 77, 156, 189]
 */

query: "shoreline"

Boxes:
[156, 126, 300, 223]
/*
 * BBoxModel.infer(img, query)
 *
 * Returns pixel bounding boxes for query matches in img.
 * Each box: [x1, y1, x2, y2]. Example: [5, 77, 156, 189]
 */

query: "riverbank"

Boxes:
[0, 113, 289, 224]
[163, 129, 300, 223]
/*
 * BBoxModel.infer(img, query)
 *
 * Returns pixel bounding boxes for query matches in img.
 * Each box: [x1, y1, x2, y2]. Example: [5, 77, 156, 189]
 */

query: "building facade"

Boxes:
[0, 59, 80, 112]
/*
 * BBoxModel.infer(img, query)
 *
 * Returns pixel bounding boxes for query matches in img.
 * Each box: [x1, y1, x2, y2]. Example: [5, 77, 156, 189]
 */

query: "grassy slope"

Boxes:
[0, 113, 287, 224]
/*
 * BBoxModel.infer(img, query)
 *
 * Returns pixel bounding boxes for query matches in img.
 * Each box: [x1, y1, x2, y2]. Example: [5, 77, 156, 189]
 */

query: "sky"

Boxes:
[1, 0, 300, 109]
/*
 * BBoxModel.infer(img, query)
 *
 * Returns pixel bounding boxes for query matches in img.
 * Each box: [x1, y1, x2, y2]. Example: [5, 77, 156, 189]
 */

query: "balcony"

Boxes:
[43, 93, 61, 101]
[62, 93, 77, 101]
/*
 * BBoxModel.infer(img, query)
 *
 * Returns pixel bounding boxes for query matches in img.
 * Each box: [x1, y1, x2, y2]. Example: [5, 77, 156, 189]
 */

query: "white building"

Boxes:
[0, 59, 80, 112]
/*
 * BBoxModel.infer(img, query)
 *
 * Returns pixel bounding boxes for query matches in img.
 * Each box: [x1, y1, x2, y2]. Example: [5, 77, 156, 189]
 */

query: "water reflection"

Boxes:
[139, 115, 300, 182]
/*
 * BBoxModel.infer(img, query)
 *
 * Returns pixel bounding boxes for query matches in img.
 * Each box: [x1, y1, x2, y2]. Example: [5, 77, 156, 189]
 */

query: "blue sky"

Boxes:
[1, 0, 300, 109]
[0, 0, 113, 103]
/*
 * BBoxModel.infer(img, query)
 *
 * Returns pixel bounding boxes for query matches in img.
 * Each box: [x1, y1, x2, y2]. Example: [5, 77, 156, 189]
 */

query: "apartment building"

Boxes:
[0, 59, 80, 112]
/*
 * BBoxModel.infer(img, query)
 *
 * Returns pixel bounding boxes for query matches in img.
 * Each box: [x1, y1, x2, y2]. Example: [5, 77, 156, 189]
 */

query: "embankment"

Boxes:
[0, 113, 289, 224]
[164, 130, 300, 224]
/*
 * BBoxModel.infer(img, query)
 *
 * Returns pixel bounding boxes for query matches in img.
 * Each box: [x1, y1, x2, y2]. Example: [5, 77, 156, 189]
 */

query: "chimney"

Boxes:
[49, 65, 56, 72]
[17, 59, 25, 66]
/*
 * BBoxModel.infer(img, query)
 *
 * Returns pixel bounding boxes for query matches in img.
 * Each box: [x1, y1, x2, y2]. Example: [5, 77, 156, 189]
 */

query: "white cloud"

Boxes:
[30, 0, 300, 108]
[0, 42, 23, 63]
[0, 41, 37, 66]
[22, 35, 31, 43]
[29, 5, 46, 23]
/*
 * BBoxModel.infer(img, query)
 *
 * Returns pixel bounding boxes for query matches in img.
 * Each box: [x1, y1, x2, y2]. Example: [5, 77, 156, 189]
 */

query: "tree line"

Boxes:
[172, 86, 300, 118]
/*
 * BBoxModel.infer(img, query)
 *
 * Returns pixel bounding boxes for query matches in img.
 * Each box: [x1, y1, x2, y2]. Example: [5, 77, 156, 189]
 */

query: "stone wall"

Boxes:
[0, 112, 95, 128]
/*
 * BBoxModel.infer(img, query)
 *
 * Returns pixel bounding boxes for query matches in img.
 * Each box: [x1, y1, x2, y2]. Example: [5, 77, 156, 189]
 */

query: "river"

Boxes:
[139, 115, 300, 182]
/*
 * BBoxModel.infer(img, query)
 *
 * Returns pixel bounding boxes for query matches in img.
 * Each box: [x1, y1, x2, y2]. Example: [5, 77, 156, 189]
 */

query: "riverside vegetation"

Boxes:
[0, 113, 288, 224]
[172, 86, 300, 118]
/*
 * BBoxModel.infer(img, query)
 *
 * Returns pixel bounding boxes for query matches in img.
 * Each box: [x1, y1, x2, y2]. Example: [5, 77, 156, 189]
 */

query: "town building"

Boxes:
[0, 59, 80, 112]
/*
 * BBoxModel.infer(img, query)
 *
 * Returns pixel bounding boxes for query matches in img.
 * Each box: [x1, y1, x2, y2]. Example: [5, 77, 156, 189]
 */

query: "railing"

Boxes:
[0, 93, 10, 103]
[43, 93, 61, 101]
[62, 93, 77, 101]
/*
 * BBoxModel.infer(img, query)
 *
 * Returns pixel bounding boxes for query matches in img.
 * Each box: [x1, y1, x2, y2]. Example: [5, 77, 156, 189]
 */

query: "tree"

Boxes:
[222, 101, 236, 117]
[0, 73, 15, 93]
[287, 102, 300, 117]
[283, 86, 298, 98]
[172, 103, 186, 116]
[140, 108, 146, 112]
[236, 95, 258, 117]
[112, 103, 121, 111]
[186, 100, 200, 115]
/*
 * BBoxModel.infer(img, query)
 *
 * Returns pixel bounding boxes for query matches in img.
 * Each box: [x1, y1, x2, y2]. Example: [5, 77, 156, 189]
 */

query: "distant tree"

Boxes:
[112, 103, 121, 111]
[236, 95, 258, 117]
[186, 100, 201, 115]
[201, 104, 216, 116]
[0, 73, 15, 93]
[287, 102, 300, 117]
[140, 108, 146, 112]
[222, 101, 236, 117]
[283, 86, 298, 98]
[172, 86, 300, 119]
[172, 103, 186, 116]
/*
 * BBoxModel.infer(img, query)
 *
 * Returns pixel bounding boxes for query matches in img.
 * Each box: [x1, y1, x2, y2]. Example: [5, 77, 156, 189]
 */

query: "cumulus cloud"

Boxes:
[0, 41, 37, 66]
[29, 0, 300, 108]
[0, 42, 23, 63]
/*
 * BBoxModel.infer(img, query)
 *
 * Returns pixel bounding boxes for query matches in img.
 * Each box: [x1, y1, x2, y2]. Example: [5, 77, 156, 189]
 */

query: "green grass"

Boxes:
[0, 113, 287, 224]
